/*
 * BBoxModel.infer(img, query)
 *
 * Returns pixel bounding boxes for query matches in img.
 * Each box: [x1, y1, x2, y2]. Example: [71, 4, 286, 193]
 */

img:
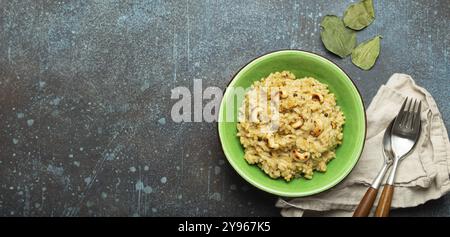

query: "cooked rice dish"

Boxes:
[237, 71, 345, 181]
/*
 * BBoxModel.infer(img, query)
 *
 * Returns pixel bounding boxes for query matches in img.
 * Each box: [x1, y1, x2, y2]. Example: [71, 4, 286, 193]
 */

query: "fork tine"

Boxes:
[401, 98, 412, 127]
[399, 98, 408, 112]
[396, 98, 408, 127]
[407, 99, 417, 129]
[413, 101, 422, 131]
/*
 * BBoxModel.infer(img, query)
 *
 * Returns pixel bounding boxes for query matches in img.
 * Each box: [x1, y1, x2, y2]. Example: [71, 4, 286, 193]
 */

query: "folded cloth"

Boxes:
[276, 73, 450, 217]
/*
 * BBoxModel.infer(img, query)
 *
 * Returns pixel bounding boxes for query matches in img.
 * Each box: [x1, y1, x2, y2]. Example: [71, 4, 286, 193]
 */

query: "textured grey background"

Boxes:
[0, 0, 449, 216]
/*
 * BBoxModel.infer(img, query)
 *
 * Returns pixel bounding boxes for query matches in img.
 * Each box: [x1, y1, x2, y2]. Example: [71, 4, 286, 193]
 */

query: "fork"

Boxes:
[374, 97, 422, 217]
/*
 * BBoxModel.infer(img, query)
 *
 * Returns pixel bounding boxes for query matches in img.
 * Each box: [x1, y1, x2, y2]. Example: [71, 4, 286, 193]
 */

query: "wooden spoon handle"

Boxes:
[353, 187, 378, 217]
[375, 185, 394, 217]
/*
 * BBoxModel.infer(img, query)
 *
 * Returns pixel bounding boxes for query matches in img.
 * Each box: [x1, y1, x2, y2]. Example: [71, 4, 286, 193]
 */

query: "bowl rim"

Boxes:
[218, 49, 367, 197]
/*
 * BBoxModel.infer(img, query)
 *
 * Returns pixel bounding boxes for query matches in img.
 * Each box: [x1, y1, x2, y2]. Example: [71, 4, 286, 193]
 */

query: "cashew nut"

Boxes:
[293, 150, 309, 161]
[291, 119, 303, 129]
[310, 120, 323, 137]
[312, 93, 324, 103]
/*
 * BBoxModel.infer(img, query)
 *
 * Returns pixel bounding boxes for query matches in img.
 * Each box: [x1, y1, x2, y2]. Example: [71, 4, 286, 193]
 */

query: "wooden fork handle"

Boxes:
[353, 187, 378, 217]
[375, 185, 394, 217]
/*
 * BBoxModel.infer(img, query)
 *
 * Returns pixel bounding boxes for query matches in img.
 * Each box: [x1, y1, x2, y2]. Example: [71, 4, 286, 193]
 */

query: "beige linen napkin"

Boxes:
[276, 73, 450, 217]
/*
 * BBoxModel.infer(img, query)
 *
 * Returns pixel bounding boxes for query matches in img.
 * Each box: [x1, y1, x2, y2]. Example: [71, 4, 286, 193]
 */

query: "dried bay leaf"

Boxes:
[320, 15, 357, 58]
[343, 0, 375, 30]
[351, 35, 382, 70]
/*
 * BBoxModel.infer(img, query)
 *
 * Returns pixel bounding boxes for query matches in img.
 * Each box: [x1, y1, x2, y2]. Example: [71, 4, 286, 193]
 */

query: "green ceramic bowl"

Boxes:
[218, 50, 366, 197]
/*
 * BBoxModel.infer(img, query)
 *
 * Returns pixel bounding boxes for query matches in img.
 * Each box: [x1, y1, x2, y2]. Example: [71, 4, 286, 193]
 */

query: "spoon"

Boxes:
[353, 118, 395, 217]
[375, 99, 422, 217]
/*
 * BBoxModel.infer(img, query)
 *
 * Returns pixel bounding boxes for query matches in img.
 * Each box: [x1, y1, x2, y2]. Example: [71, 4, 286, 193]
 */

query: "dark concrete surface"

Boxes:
[0, 0, 449, 216]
